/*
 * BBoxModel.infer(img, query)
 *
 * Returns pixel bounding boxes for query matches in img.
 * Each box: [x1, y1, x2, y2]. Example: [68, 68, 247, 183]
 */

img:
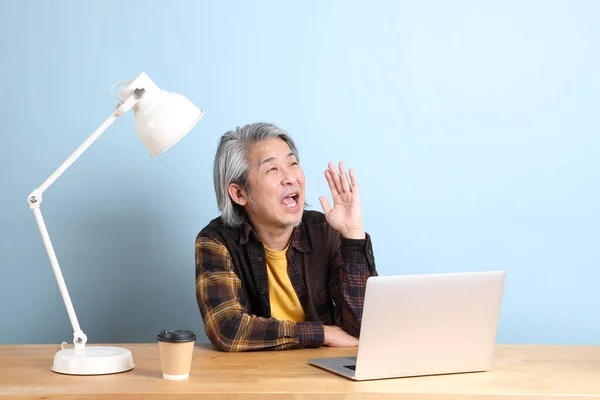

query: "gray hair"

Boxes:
[213, 122, 300, 227]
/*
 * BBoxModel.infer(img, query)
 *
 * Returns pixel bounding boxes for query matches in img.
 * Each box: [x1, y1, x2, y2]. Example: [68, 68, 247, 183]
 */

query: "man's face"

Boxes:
[238, 138, 305, 228]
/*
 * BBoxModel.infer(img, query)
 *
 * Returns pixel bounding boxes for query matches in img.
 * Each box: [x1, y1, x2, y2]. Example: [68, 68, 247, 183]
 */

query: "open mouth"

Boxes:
[281, 193, 299, 208]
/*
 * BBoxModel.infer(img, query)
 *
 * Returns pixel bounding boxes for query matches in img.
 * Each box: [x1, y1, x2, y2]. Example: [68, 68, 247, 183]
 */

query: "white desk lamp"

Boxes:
[27, 72, 203, 375]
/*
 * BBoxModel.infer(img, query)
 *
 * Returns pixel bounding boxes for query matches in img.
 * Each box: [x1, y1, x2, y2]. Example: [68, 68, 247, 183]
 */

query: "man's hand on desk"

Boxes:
[323, 325, 359, 347]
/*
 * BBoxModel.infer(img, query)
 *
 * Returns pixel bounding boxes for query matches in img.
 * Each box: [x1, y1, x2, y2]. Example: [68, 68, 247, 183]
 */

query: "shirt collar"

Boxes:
[239, 216, 311, 253]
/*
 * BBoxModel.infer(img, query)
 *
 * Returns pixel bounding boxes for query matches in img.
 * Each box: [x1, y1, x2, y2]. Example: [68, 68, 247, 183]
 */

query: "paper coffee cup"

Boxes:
[157, 330, 197, 380]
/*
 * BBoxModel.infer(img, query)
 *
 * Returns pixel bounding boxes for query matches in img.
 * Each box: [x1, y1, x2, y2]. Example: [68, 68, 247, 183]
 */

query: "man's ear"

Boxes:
[228, 183, 248, 206]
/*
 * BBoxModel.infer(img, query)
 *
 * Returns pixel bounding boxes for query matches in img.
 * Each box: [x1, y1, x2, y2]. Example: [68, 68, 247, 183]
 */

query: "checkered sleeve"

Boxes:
[195, 237, 324, 351]
[328, 233, 378, 338]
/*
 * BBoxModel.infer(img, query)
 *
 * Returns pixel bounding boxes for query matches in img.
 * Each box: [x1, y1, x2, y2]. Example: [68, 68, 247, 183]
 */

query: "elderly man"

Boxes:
[195, 122, 377, 351]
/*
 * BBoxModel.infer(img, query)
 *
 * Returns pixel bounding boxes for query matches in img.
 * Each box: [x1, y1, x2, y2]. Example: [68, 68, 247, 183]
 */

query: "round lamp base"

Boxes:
[51, 346, 135, 375]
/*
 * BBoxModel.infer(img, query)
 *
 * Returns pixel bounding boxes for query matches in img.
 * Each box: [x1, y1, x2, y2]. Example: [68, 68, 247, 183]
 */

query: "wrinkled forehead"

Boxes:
[248, 138, 296, 168]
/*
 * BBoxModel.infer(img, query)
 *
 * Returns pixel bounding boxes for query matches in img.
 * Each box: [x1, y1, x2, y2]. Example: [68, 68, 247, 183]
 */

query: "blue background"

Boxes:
[1, 0, 598, 345]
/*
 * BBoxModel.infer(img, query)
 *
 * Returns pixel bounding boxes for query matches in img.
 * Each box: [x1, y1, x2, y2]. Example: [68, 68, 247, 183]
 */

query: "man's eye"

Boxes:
[268, 167, 277, 172]
[291, 161, 299, 166]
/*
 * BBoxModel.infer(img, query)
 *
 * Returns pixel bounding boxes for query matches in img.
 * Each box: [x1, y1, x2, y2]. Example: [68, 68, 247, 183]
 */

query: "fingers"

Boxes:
[327, 162, 344, 195]
[324, 168, 339, 198]
[349, 168, 359, 193]
[319, 196, 332, 215]
[338, 161, 351, 193]
[326, 161, 354, 194]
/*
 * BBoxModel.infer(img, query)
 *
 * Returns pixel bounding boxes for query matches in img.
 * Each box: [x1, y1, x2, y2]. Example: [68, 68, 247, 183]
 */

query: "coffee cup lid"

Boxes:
[157, 330, 197, 343]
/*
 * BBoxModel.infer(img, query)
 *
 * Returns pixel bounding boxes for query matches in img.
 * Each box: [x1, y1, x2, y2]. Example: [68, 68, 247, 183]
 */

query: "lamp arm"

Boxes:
[33, 94, 139, 196]
[27, 94, 139, 350]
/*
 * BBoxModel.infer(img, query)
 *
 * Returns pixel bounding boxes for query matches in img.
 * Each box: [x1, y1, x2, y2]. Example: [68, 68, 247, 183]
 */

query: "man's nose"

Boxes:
[281, 169, 297, 185]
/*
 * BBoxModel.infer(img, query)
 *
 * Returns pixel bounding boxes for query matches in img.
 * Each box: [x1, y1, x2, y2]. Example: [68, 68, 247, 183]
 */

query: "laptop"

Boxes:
[308, 270, 505, 381]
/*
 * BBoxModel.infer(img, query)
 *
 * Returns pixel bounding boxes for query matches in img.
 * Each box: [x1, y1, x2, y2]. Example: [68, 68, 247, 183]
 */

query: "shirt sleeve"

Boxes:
[328, 233, 378, 337]
[196, 236, 324, 351]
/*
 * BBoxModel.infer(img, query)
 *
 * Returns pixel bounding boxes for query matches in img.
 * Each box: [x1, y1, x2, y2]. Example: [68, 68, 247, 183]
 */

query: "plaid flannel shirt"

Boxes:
[195, 210, 377, 352]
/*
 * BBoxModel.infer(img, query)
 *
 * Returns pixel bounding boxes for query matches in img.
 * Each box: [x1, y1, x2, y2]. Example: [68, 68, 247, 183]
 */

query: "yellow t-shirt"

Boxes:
[264, 244, 305, 322]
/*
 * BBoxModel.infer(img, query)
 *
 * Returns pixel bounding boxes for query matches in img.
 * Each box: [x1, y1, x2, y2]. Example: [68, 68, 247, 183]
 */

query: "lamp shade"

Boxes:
[119, 72, 203, 157]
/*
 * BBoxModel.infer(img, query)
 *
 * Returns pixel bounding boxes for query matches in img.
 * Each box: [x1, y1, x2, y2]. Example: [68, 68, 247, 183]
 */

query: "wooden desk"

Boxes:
[1, 343, 599, 399]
